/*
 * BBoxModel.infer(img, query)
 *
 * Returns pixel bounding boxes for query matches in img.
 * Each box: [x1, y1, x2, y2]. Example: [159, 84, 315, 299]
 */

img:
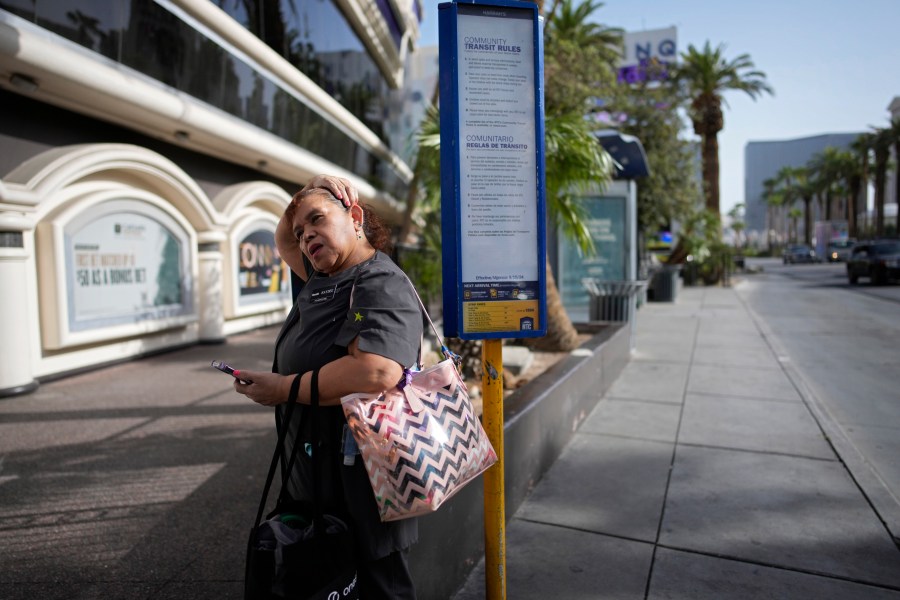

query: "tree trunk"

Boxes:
[860, 154, 870, 237]
[778, 204, 790, 245]
[875, 155, 887, 237]
[848, 176, 860, 239]
[701, 132, 720, 215]
[803, 196, 813, 245]
[895, 141, 900, 232]
[667, 238, 689, 264]
[526, 257, 580, 352]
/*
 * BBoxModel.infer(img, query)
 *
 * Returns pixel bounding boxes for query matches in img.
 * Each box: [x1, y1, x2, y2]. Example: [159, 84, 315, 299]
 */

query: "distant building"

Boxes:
[744, 133, 863, 241]
[0, 1, 430, 396]
[616, 27, 677, 84]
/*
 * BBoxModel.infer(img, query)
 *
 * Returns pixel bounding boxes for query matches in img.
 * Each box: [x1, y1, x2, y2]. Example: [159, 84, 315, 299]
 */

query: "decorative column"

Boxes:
[197, 231, 226, 344]
[0, 213, 38, 396]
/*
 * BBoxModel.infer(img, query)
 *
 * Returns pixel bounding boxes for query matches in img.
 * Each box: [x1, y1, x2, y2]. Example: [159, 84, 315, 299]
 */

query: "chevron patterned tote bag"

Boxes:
[340, 280, 497, 521]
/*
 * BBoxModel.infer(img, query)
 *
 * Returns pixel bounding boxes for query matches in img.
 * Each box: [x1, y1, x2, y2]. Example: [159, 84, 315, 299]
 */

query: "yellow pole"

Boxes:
[482, 338, 506, 600]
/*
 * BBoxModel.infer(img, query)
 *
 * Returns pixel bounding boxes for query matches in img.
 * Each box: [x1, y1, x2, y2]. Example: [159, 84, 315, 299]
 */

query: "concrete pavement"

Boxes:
[452, 283, 900, 599]
[2, 283, 900, 599]
[0, 328, 279, 600]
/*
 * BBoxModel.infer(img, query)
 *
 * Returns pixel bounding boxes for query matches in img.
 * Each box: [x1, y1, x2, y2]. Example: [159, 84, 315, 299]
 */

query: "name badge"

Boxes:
[309, 284, 337, 304]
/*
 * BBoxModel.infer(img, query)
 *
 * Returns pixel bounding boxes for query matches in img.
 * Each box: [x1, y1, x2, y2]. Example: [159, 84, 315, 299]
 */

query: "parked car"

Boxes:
[783, 244, 818, 264]
[846, 240, 900, 285]
[826, 240, 855, 262]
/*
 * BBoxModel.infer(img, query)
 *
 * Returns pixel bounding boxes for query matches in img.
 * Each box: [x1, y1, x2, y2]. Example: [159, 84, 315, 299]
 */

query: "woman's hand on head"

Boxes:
[232, 370, 292, 407]
[303, 175, 358, 208]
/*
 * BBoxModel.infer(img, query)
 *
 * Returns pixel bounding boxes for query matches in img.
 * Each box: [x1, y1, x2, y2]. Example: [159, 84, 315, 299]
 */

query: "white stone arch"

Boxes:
[4, 143, 223, 233]
[213, 180, 292, 220]
[213, 182, 294, 332]
[0, 144, 233, 392]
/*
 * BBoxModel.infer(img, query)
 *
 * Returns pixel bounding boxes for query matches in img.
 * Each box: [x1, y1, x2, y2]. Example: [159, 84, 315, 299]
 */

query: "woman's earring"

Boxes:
[357, 230, 363, 240]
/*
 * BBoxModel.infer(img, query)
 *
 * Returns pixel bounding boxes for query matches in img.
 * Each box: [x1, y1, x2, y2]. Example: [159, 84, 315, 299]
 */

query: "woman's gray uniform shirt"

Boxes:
[273, 251, 423, 561]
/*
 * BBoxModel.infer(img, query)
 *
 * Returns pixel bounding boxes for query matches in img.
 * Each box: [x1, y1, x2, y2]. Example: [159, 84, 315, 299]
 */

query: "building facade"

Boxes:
[0, 0, 428, 396]
[744, 132, 863, 243]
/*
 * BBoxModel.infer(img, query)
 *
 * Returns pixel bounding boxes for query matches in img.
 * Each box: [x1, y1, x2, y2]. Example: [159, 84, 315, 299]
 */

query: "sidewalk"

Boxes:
[452, 284, 900, 599]
[2, 283, 900, 599]
[0, 327, 281, 600]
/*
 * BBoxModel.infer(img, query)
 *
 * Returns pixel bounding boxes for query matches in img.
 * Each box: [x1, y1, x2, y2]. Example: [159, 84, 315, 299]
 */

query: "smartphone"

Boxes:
[211, 360, 246, 383]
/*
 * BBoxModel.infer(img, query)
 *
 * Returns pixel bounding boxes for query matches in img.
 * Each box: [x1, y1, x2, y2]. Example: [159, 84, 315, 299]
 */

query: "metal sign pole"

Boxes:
[438, 3, 546, 597]
[481, 338, 506, 599]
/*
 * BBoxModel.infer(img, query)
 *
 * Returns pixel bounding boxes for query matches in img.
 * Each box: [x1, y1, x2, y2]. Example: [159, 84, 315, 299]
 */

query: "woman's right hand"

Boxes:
[232, 370, 293, 407]
[302, 174, 358, 208]
[276, 175, 358, 282]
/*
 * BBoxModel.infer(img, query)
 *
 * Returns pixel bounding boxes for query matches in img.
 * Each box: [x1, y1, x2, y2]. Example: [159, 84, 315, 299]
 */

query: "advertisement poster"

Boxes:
[455, 3, 542, 336]
[559, 196, 626, 316]
[67, 211, 191, 330]
[237, 228, 290, 304]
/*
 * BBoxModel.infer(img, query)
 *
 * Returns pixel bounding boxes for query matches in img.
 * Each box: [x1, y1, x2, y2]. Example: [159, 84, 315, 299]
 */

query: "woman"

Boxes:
[234, 175, 422, 599]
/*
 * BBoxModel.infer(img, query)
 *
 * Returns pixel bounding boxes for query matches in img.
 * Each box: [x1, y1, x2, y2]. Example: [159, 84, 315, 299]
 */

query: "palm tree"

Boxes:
[409, 0, 623, 351]
[537, 113, 616, 350]
[851, 133, 874, 238]
[809, 146, 855, 223]
[727, 203, 746, 251]
[808, 149, 834, 221]
[774, 166, 795, 230]
[410, 78, 616, 354]
[891, 118, 900, 232]
[673, 42, 773, 217]
[776, 165, 821, 245]
[761, 177, 778, 251]
[795, 170, 817, 245]
[532, 0, 619, 350]
[832, 149, 860, 226]
[788, 207, 803, 242]
[545, 0, 622, 56]
[871, 126, 892, 237]
[543, 0, 623, 115]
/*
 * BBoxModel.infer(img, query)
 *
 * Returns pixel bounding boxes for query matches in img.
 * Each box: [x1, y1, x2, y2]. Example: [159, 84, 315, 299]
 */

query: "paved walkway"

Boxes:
[2, 283, 899, 599]
[452, 283, 900, 599]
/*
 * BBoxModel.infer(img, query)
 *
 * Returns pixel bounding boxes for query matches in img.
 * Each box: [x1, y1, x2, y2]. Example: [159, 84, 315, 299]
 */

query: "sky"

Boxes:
[417, 0, 900, 216]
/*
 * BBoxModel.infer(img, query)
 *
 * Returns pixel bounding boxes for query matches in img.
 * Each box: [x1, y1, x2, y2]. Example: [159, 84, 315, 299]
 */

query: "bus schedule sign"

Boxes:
[438, 0, 547, 340]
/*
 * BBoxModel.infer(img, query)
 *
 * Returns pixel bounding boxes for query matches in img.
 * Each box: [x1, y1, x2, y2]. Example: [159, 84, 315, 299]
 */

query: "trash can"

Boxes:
[648, 265, 679, 302]
[591, 294, 630, 321]
[583, 279, 648, 352]
[582, 279, 647, 322]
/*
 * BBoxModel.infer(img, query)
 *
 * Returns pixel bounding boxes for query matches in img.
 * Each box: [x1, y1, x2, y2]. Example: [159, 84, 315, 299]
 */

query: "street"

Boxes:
[738, 258, 900, 541]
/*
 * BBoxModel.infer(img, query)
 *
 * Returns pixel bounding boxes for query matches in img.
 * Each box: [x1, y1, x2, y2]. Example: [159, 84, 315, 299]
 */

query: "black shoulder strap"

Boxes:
[252, 374, 303, 529]
[250, 370, 326, 532]
[309, 370, 326, 536]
